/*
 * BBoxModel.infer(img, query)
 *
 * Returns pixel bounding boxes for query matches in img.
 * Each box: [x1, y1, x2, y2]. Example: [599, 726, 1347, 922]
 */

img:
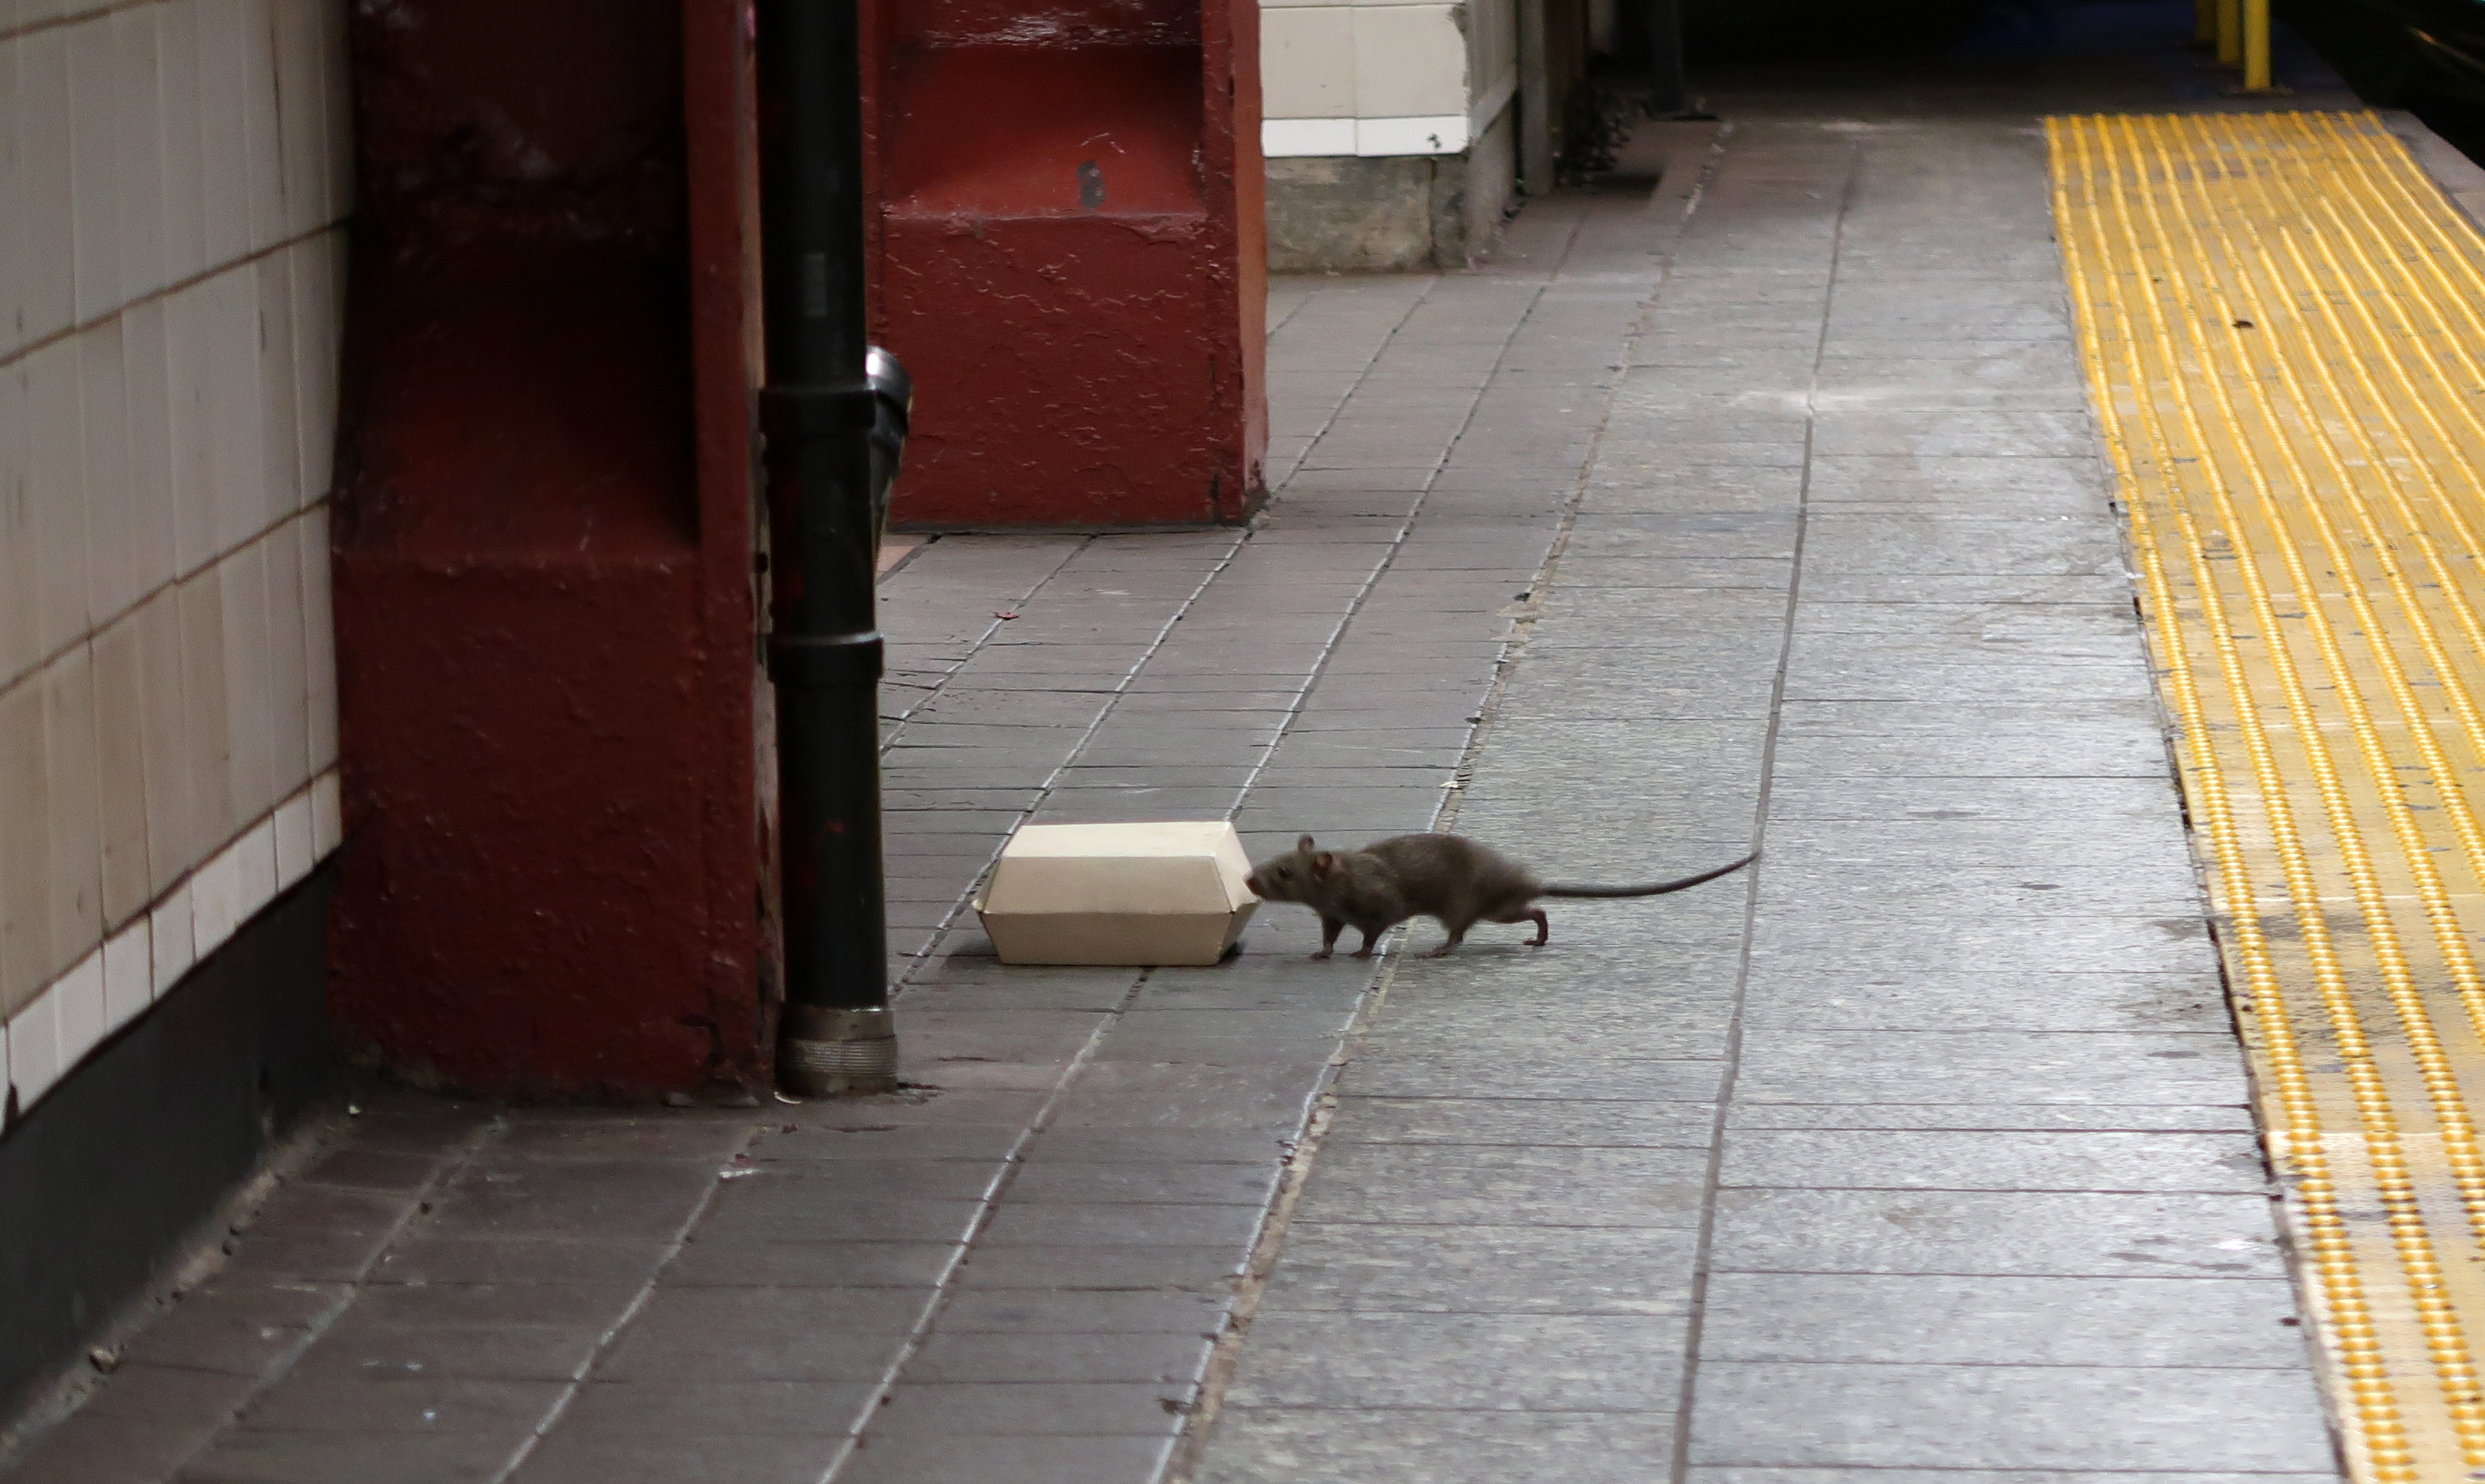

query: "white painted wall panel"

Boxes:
[160, 3, 209, 288]
[0, 48, 21, 355]
[1263, 117, 1358, 157]
[116, 9, 170, 307]
[1355, 114, 1469, 155]
[134, 586, 192, 896]
[42, 644, 101, 970]
[124, 300, 176, 593]
[239, 0, 284, 253]
[1352, 4, 1466, 119]
[1262, 7, 1355, 119]
[176, 563, 234, 875]
[1261, 0, 1518, 160]
[219, 535, 273, 825]
[68, 19, 122, 325]
[93, 615, 149, 927]
[204, 266, 265, 552]
[17, 28, 80, 349]
[299, 504, 335, 774]
[7, 984, 60, 1111]
[195, 0, 252, 270]
[256, 252, 301, 513]
[83, 319, 139, 626]
[102, 919, 150, 1036]
[0, 0, 354, 1125]
[0, 677, 46, 1009]
[292, 235, 343, 504]
[1466, 0, 1518, 130]
[164, 278, 219, 575]
[50, 938, 103, 1072]
[26, 338, 87, 653]
[0, 358, 36, 687]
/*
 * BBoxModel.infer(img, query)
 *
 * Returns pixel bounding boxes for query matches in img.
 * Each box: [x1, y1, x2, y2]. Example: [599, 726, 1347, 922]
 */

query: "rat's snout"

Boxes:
[1242, 873, 1264, 898]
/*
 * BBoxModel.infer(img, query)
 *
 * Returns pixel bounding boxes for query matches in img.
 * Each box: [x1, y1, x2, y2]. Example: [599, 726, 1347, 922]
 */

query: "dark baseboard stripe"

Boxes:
[0, 863, 337, 1417]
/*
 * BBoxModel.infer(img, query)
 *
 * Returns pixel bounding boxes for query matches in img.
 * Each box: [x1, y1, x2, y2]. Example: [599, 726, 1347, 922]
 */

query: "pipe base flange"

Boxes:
[777, 1004, 899, 1098]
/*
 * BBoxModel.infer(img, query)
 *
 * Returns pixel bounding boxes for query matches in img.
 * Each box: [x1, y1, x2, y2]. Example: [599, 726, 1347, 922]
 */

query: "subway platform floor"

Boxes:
[9, 6, 2468, 1480]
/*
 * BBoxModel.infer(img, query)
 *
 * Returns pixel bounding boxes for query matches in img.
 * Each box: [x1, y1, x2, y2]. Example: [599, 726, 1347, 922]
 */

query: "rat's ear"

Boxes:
[1297, 834, 1317, 853]
[1313, 851, 1335, 876]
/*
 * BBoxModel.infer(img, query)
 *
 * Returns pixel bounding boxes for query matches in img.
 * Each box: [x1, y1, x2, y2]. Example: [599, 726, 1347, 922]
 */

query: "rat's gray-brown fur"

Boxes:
[1243, 832, 1758, 958]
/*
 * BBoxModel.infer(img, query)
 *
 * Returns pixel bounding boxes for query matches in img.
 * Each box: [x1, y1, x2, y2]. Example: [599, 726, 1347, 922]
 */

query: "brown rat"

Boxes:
[1242, 832, 1758, 959]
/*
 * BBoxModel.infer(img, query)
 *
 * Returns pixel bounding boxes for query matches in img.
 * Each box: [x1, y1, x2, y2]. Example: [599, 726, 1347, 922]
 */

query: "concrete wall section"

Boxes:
[1467, 0, 1519, 143]
[1265, 155, 1439, 271]
[0, 0, 352, 1127]
[1265, 99, 1515, 270]
[1259, 0, 1519, 268]
[1457, 99, 1518, 257]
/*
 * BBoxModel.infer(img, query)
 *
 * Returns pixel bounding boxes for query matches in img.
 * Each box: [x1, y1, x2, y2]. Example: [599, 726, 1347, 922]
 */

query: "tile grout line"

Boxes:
[148, 1116, 508, 1481]
[4, 766, 337, 1090]
[0, 216, 347, 378]
[876, 542, 1087, 740]
[845, 276, 1474, 1478]
[1420, 186, 1678, 839]
[1666, 123, 1855, 1484]
[860, 266, 1508, 1477]
[485, 1116, 756, 1484]
[1163, 180, 1672, 1484]
[872, 539, 1094, 967]
[2, 480, 338, 712]
[890, 537, 1249, 988]
[812, 970, 1159, 1484]
[1217, 284, 1497, 817]
[1244, 278, 1436, 489]
[0, 0, 171, 45]
[1214, 212, 1600, 823]
[888, 279, 1441, 985]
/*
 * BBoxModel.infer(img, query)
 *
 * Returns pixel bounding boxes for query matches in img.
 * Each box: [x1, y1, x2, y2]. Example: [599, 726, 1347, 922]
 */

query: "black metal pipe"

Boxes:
[755, 0, 896, 1095]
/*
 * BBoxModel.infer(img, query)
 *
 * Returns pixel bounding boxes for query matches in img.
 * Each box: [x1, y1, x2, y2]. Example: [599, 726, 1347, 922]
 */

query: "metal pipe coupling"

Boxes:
[777, 1003, 899, 1097]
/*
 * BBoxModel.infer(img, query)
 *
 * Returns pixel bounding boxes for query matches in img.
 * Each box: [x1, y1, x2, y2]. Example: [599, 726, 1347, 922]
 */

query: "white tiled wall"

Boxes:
[0, 0, 352, 1124]
[1261, 0, 1518, 158]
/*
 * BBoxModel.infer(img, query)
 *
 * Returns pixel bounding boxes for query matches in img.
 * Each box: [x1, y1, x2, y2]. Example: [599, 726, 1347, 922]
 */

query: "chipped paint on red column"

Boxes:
[864, 0, 1266, 527]
[329, 0, 770, 1099]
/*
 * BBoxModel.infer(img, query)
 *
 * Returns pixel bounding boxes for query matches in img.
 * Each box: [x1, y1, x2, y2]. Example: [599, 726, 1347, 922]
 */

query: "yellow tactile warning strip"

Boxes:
[2051, 109, 2485, 1483]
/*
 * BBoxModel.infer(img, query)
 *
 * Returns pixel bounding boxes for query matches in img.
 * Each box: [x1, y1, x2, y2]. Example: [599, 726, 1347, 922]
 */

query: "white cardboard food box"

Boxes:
[975, 821, 1259, 967]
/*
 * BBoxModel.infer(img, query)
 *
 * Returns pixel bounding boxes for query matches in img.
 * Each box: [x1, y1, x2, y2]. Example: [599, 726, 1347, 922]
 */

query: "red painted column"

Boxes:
[328, 0, 772, 1099]
[864, 0, 1268, 527]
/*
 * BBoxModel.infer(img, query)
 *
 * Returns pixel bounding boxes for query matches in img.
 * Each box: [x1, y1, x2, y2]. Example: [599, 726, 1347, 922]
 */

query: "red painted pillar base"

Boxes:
[329, 0, 772, 1099]
[866, 0, 1267, 528]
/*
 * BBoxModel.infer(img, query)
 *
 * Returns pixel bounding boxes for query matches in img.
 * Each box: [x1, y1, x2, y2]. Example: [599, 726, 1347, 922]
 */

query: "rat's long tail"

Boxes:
[1543, 852, 1758, 898]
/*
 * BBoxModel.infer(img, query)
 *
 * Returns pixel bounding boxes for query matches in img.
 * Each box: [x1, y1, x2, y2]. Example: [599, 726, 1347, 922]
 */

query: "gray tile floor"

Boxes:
[1188, 97, 2337, 1484]
[0, 14, 2397, 1483]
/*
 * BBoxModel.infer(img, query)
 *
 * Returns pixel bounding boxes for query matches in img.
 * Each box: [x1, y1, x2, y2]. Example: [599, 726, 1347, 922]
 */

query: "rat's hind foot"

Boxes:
[1526, 908, 1549, 947]
[1310, 948, 1334, 960]
[1425, 944, 1457, 958]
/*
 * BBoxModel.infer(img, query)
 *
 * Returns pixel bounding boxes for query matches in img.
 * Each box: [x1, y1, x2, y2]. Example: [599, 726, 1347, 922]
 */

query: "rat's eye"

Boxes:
[1275, 867, 1292, 880]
